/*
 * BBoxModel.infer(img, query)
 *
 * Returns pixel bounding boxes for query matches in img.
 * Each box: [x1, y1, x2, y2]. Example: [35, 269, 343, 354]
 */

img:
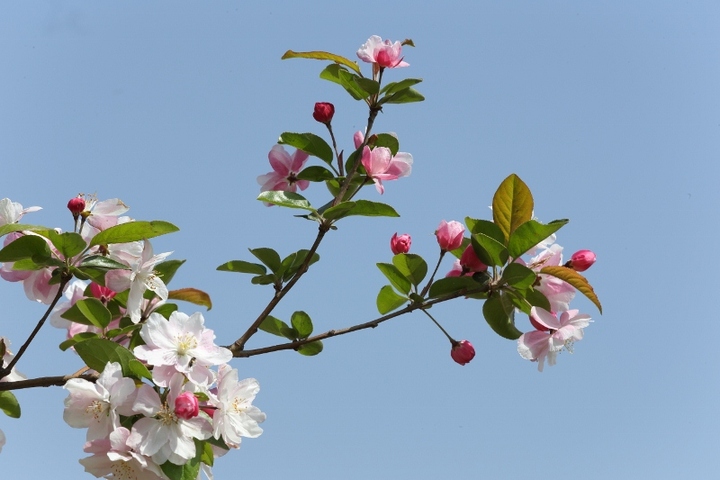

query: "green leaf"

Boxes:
[152, 303, 178, 319]
[257, 191, 314, 211]
[322, 202, 356, 221]
[540, 266, 603, 313]
[217, 260, 266, 275]
[89, 220, 179, 247]
[45, 231, 86, 259]
[482, 294, 523, 340]
[298, 340, 323, 356]
[324, 200, 400, 221]
[297, 166, 335, 182]
[61, 298, 112, 328]
[78, 255, 129, 270]
[428, 276, 484, 299]
[291, 311, 313, 338]
[59, 332, 99, 351]
[392, 253, 427, 287]
[249, 248, 282, 273]
[251, 274, 277, 286]
[281, 49, 361, 74]
[524, 287, 551, 311]
[467, 218, 506, 244]
[380, 78, 423, 95]
[168, 288, 212, 310]
[0, 235, 52, 262]
[471, 233, 508, 267]
[376, 262, 412, 295]
[0, 391, 21, 418]
[258, 315, 292, 338]
[508, 219, 569, 259]
[279, 249, 320, 282]
[376, 285, 408, 314]
[0, 223, 45, 238]
[74, 339, 151, 380]
[373, 133, 400, 156]
[380, 87, 425, 104]
[278, 132, 333, 164]
[500, 263, 537, 290]
[154, 259, 186, 286]
[200, 441, 214, 467]
[492, 174, 534, 243]
[319, 64, 374, 100]
[161, 448, 201, 480]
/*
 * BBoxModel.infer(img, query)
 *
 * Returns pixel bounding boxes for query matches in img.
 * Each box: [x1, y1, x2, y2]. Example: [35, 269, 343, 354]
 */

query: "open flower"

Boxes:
[257, 145, 310, 196]
[357, 35, 409, 69]
[0, 198, 41, 226]
[361, 146, 412, 194]
[79, 427, 166, 480]
[212, 364, 266, 447]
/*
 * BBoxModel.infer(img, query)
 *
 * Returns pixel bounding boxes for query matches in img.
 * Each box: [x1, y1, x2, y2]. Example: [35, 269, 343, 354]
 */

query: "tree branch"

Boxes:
[0, 371, 98, 391]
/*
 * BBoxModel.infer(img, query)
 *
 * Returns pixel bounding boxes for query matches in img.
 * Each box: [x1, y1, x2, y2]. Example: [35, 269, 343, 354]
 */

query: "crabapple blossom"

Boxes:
[568, 249, 596, 272]
[390, 233, 411, 254]
[445, 259, 464, 278]
[79, 427, 167, 480]
[521, 242, 575, 312]
[63, 362, 136, 440]
[357, 35, 409, 69]
[517, 307, 592, 372]
[361, 146, 413, 194]
[174, 392, 200, 420]
[451, 340, 475, 366]
[435, 220, 465, 251]
[133, 311, 232, 386]
[212, 364, 266, 447]
[0, 197, 41, 226]
[257, 145, 310, 197]
[460, 244, 487, 273]
[67, 196, 86, 216]
[81, 196, 131, 233]
[312, 102, 335, 124]
[105, 239, 171, 324]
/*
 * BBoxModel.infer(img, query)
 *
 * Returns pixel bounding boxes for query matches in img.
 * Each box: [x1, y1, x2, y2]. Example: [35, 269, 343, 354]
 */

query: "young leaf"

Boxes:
[471, 233, 508, 267]
[373, 133, 400, 156]
[217, 260, 267, 275]
[319, 64, 373, 100]
[298, 340, 324, 356]
[379, 78, 423, 95]
[377, 262, 412, 295]
[0, 235, 52, 262]
[325, 200, 399, 221]
[508, 219, 569, 259]
[168, 288, 212, 310]
[45, 231, 87, 259]
[467, 218, 506, 244]
[281, 49, 361, 74]
[380, 87, 425, 105]
[279, 249, 320, 282]
[89, 221, 179, 247]
[482, 294, 523, 340]
[492, 174, 534, 243]
[74, 339, 151, 380]
[0, 391, 21, 418]
[59, 332, 99, 351]
[376, 285, 408, 314]
[249, 248, 282, 273]
[392, 253, 428, 287]
[428, 276, 483, 299]
[78, 255, 129, 270]
[297, 166, 335, 182]
[540, 266, 603, 313]
[0, 223, 44, 238]
[153, 259, 186, 286]
[291, 311, 313, 339]
[500, 263, 537, 290]
[61, 298, 112, 329]
[258, 315, 292, 338]
[278, 132, 333, 164]
[257, 191, 314, 211]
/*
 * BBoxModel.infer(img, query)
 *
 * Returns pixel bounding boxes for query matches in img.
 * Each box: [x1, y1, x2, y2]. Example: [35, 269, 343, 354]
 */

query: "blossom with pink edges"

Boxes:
[357, 35, 409, 69]
[361, 146, 412, 194]
[257, 145, 310, 196]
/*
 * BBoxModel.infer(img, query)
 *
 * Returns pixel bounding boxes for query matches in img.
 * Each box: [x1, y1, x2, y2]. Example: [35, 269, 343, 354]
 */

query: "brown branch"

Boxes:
[0, 371, 98, 391]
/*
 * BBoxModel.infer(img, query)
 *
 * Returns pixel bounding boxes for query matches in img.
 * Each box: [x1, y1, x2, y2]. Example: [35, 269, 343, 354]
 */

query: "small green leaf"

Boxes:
[154, 259, 186, 286]
[59, 332, 99, 351]
[297, 166, 335, 182]
[257, 191, 314, 211]
[322, 202, 357, 221]
[380, 87, 425, 104]
[376, 285, 408, 314]
[217, 260, 266, 275]
[373, 133, 400, 156]
[78, 255, 129, 270]
[0, 235, 52, 262]
[298, 340, 323, 356]
[200, 440, 214, 467]
[279, 249, 320, 282]
[89, 221, 179, 247]
[152, 303, 179, 319]
[278, 132, 333, 164]
[61, 298, 112, 328]
[467, 218, 506, 244]
[74, 339, 150, 380]
[428, 276, 484, 299]
[492, 174, 534, 244]
[500, 263, 537, 290]
[45, 231, 87, 259]
[508, 219, 569, 259]
[379, 78, 423, 95]
[168, 288, 212, 310]
[471, 233, 508, 267]
[281, 49, 361, 74]
[251, 274, 277, 286]
[392, 253, 427, 287]
[376, 262, 412, 295]
[0, 223, 44, 238]
[319, 64, 374, 100]
[291, 311, 313, 339]
[482, 294, 523, 340]
[524, 288, 551, 311]
[249, 248, 282, 273]
[258, 316, 292, 338]
[324, 200, 400, 221]
[0, 391, 21, 418]
[540, 266, 603, 313]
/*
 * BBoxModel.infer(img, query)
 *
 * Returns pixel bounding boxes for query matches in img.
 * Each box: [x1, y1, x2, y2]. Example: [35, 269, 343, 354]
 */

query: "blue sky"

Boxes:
[1, 2, 719, 479]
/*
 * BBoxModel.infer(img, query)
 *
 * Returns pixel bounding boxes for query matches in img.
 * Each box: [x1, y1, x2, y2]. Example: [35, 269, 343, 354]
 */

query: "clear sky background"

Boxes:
[1, 2, 719, 479]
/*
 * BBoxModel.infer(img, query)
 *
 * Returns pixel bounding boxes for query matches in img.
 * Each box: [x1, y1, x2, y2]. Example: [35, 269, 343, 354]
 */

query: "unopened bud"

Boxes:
[313, 102, 335, 124]
[174, 392, 199, 420]
[67, 196, 86, 216]
[390, 233, 411, 255]
[450, 340, 475, 366]
[568, 250, 596, 272]
[459, 245, 487, 273]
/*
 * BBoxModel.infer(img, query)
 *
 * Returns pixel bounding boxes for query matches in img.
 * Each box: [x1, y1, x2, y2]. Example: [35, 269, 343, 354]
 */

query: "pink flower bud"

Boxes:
[90, 283, 116, 303]
[313, 102, 335, 124]
[435, 220, 465, 251]
[569, 250, 596, 272]
[174, 392, 199, 420]
[67, 196, 86, 216]
[390, 233, 411, 255]
[451, 340, 475, 366]
[459, 245, 487, 273]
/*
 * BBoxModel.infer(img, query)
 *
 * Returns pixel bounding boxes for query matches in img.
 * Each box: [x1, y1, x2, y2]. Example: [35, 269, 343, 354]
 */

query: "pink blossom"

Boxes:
[79, 427, 166, 480]
[354, 130, 365, 149]
[521, 243, 576, 312]
[175, 392, 200, 420]
[451, 340, 475, 366]
[357, 35, 409, 68]
[212, 364, 266, 447]
[0, 198, 41, 226]
[361, 146, 412, 194]
[460, 245, 487, 272]
[517, 307, 592, 372]
[257, 145, 310, 196]
[435, 220, 465, 251]
[390, 233, 411, 254]
[568, 249, 596, 272]
[445, 259, 463, 278]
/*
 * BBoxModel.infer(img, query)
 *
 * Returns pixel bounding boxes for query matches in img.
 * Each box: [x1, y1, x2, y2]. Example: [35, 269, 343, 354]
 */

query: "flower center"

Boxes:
[231, 396, 246, 414]
[176, 333, 198, 355]
[85, 400, 108, 421]
[111, 459, 140, 480]
[157, 402, 178, 426]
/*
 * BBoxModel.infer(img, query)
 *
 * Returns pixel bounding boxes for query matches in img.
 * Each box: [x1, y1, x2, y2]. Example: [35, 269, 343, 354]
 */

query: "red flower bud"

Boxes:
[313, 102, 335, 124]
[390, 233, 411, 255]
[451, 340, 475, 366]
[459, 245, 487, 273]
[569, 250, 596, 272]
[174, 392, 200, 420]
[67, 196, 86, 216]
